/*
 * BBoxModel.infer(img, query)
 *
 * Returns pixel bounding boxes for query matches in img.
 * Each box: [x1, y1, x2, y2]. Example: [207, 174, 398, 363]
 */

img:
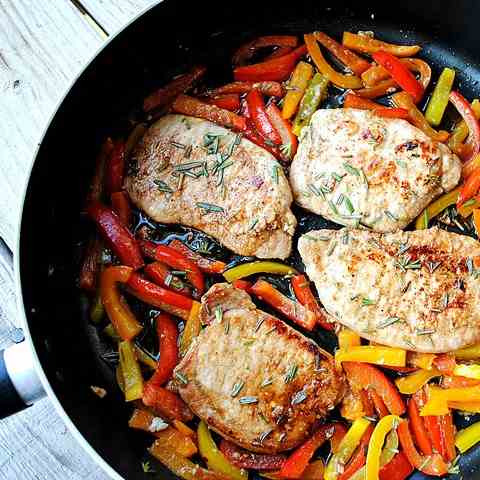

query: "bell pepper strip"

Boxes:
[90, 288, 104, 323]
[129, 409, 197, 457]
[343, 93, 410, 119]
[265, 103, 298, 159]
[453, 363, 480, 379]
[397, 419, 448, 476]
[421, 385, 480, 416]
[79, 235, 103, 291]
[408, 352, 436, 370]
[264, 45, 294, 60]
[360, 390, 376, 418]
[448, 99, 480, 153]
[372, 51, 424, 103]
[148, 441, 230, 480]
[343, 362, 406, 415]
[142, 382, 193, 422]
[341, 388, 368, 421]
[282, 61, 314, 119]
[324, 418, 371, 480]
[369, 389, 389, 419]
[356, 79, 398, 99]
[104, 323, 122, 343]
[455, 420, 480, 453]
[87, 201, 144, 270]
[432, 353, 457, 375]
[408, 396, 433, 456]
[458, 197, 480, 218]
[198, 421, 248, 480]
[219, 439, 286, 471]
[395, 368, 441, 395]
[304, 33, 363, 89]
[261, 460, 325, 480]
[449, 401, 480, 412]
[144, 262, 192, 296]
[119, 340, 144, 401]
[314, 31, 370, 75]
[442, 375, 480, 388]
[450, 91, 480, 163]
[223, 261, 297, 282]
[291, 274, 334, 331]
[415, 187, 460, 229]
[392, 92, 449, 142]
[205, 94, 241, 111]
[374, 107, 410, 119]
[100, 266, 142, 341]
[338, 425, 374, 480]
[456, 342, 480, 360]
[134, 345, 157, 370]
[232, 35, 298, 66]
[292, 73, 329, 136]
[105, 141, 125, 195]
[457, 168, 480, 207]
[243, 121, 284, 160]
[246, 89, 282, 144]
[425, 68, 456, 126]
[139, 240, 205, 297]
[440, 413, 457, 462]
[342, 32, 421, 57]
[234, 44, 307, 82]
[179, 301, 201, 356]
[335, 346, 406, 368]
[143, 65, 206, 113]
[338, 329, 361, 349]
[172, 94, 247, 132]
[173, 420, 196, 439]
[330, 423, 349, 454]
[232, 279, 252, 292]
[279, 423, 334, 479]
[378, 452, 414, 480]
[147, 313, 178, 387]
[251, 279, 316, 330]
[110, 191, 132, 226]
[168, 239, 226, 275]
[423, 414, 445, 460]
[209, 80, 284, 97]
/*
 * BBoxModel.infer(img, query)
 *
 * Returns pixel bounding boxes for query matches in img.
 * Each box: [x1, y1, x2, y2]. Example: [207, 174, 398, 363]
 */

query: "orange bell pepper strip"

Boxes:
[168, 239, 226, 275]
[408, 395, 433, 456]
[265, 103, 298, 160]
[449, 401, 480, 412]
[205, 94, 241, 111]
[474, 208, 480, 234]
[144, 262, 192, 297]
[231, 279, 252, 292]
[369, 389, 389, 418]
[314, 31, 370, 75]
[343, 93, 409, 119]
[282, 61, 313, 119]
[207, 81, 284, 97]
[250, 279, 316, 330]
[100, 266, 142, 341]
[142, 381, 193, 422]
[179, 301, 201, 356]
[440, 414, 457, 462]
[462, 153, 480, 179]
[233, 44, 307, 82]
[246, 89, 282, 145]
[342, 32, 421, 57]
[378, 452, 414, 480]
[356, 78, 398, 99]
[291, 274, 334, 331]
[457, 168, 480, 207]
[338, 425, 374, 480]
[105, 141, 125, 195]
[110, 191, 132, 226]
[372, 51, 425, 103]
[232, 35, 298, 66]
[432, 353, 457, 374]
[304, 33, 363, 89]
[448, 99, 480, 155]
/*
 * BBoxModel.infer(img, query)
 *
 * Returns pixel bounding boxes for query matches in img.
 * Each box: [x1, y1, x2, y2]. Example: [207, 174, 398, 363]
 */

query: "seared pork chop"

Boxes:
[125, 114, 296, 259]
[290, 109, 461, 232]
[174, 283, 344, 453]
[299, 227, 480, 352]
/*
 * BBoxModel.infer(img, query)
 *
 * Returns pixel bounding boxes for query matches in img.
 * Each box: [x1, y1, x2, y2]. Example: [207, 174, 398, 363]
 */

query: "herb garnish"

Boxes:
[326, 240, 337, 256]
[280, 142, 292, 159]
[231, 381, 244, 398]
[343, 162, 360, 176]
[284, 364, 298, 384]
[170, 141, 186, 149]
[215, 306, 223, 323]
[291, 389, 308, 405]
[258, 429, 273, 444]
[254, 317, 265, 333]
[260, 377, 273, 388]
[377, 317, 401, 329]
[272, 164, 279, 184]
[384, 210, 399, 222]
[239, 396, 258, 405]
[175, 372, 189, 385]
[196, 202, 224, 213]
[153, 179, 174, 193]
[361, 297, 376, 306]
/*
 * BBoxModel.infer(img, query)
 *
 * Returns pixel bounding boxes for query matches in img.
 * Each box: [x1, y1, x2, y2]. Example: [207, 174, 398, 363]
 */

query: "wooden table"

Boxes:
[0, 2, 156, 478]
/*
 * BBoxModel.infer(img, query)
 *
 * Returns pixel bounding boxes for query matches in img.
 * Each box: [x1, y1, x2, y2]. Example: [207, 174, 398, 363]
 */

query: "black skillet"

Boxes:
[3, 0, 480, 478]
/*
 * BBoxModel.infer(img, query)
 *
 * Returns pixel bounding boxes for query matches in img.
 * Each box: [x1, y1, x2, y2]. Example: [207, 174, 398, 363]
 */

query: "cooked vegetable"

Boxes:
[457, 168, 480, 207]
[455, 421, 480, 453]
[448, 99, 480, 155]
[206, 94, 241, 111]
[110, 191, 132, 226]
[223, 261, 297, 282]
[343, 93, 409, 119]
[458, 196, 480, 217]
[338, 329, 361, 349]
[282, 61, 313, 119]
[338, 425, 374, 480]
[421, 385, 480, 416]
[415, 186, 460, 229]
[168, 239, 226, 275]
[456, 342, 480, 360]
[356, 79, 398, 99]
[432, 352, 457, 374]
[395, 368, 441, 395]
[246, 89, 282, 144]
[378, 452, 414, 480]
[453, 363, 480, 379]
[369, 389, 389, 419]
[265, 103, 298, 159]
[142, 382, 193, 422]
[208, 81, 284, 97]
[425, 67, 456, 126]
[342, 32, 421, 57]
[330, 423, 348, 453]
[335, 346, 406, 368]
[119, 340, 144, 401]
[134, 345, 157, 370]
[304, 33, 363, 89]
[408, 396, 433, 456]
[79, 235, 103, 292]
[179, 301, 201, 356]
[89, 288, 104, 323]
[232, 35, 298, 66]
[231, 279, 252, 292]
[144, 262, 192, 296]
[449, 401, 480, 412]
[443, 375, 480, 388]
[105, 141, 125, 195]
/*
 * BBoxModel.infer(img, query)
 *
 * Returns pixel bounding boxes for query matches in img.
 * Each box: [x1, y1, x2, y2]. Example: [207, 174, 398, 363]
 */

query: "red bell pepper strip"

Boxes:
[100, 266, 142, 341]
[314, 31, 370, 75]
[232, 279, 252, 292]
[127, 272, 192, 319]
[79, 235, 103, 291]
[375, 107, 410, 119]
[360, 389, 376, 418]
[250, 279, 316, 331]
[168, 239, 226, 275]
[343, 93, 410, 119]
[232, 35, 298, 66]
[144, 261, 192, 296]
[338, 424, 374, 480]
[342, 362, 406, 415]
[207, 81, 284, 98]
[372, 51, 424, 103]
[87, 201, 144, 270]
[110, 191, 132, 227]
[457, 168, 480, 207]
[172, 94, 247, 132]
[243, 121, 284, 160]
[105, 141, 125, 195]
[424, 417, 451, 462]
[369, 388, 389, 418]
[439, 413, 457, 462]
[264, 46, 293, 60]
[148, 313, 179, 387]
[397, 419, 449, 476]
[205, 94, 241, 112]
[143, 65, 206, 112]
[408, 396, 433, 456]
[291, 274, 334, 331]
[219, 439, 287, 471]
[378, 452, 414, 480]
[342, 32, 421, 57]
[432, 353, 457, 375]
[330, 423, 348, 453]
[142, 382, 193, 422]
[265, 103, 298, 160]
[246, 89, 282, 145]
[279, 424, 334, 478]
[138, 240, 205, 297]
[450, 90, 480, 163]
[234, 45, 307, 82]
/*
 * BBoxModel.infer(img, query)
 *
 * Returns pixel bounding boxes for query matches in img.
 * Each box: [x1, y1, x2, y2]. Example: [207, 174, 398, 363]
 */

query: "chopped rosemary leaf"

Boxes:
[260, 377, 273, 388]
[308, 183, 323, 198]
[342, 230, 350, 245]
[254, 317, 265, 333]
[272, 164, 279, 184]
[442, 292, 449, 309]
[303, 234, 331, 241]
[175, 372, 189, 385]
[258, 429, 273, 444]
[326, 240, 337, 256]
[224, 318, 230, 335]
[291, 389, 308, 406]
[426, 261, 441, 274]
[174, 161, 204, 172]
[344, 196, 355, 214]
[416, 328, 435, 336]
[239, 396, 258, 405]
[343, 162, 360, 176]
[215, 306, 223, 323]
[183, 144, 193, 158]
[377, 317, 401, 329]
[284, 364, 298, 384]
[265, 326, 277, 335]
[244, 339, 255, 346]
[280, 142, 292, 158]
[361, 297, 376, 306]
[332, 172, 345, 182]
[153, 179, 174, 193]
[249, 218, 259, 231]
[384, 210, 399, 222]
[336, 193, 345, 206]
[196, 202, 224, 213]
[170, 141, 186, 149]
[328, 200, 339, 215]
[403, 336, 416, 349]
[258, 412, 269, 423]
[397, 242, 410, 256]
[231, 381, 244, 398]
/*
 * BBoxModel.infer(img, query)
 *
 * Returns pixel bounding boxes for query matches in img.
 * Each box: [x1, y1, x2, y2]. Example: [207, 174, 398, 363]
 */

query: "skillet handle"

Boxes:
[0, 341, 45, 419]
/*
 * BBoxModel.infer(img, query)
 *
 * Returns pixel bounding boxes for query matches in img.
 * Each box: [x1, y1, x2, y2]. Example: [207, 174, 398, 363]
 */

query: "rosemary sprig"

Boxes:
[196, 202, 224, 213]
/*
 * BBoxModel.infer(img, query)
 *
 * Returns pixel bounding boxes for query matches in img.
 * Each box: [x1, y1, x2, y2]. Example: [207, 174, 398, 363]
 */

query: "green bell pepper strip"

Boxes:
[223, 261, 297, 282]
[425, 68, 456, 126]
[118, 340, 144, 401]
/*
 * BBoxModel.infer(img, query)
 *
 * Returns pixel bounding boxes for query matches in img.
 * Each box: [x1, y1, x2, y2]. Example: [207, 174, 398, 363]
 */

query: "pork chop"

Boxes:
[125, 114, 296, 259]
[290, 108, 461, 232]
[174, 283, 345, 453]
[299, 227, 480, 353]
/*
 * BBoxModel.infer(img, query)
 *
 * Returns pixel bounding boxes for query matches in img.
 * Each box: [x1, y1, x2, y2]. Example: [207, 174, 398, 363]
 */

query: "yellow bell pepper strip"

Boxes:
[456, 342, 480, 360]
[198, 421, 247, 480]
[282, 61, 313, 119]
[453, 363, 480, 379]
[304, 33, 363, 89]
[179, 301, 202, 356]
[338, 329, 361, 349]
[223, 261, 297, 282]
[408, 352, 436, 370]
[134, 345, 157, 370]
[324, 417, 371, 480]
[342, 32, 421, 57]
[448, 99, 480, 155]
[118, 340, 144, 401]
[449, 401, 480, 413]
[455, 420, 480, 453]
[292, 73, 329, 136]
[415, 186, 461, 229]
[395, 368, 441, 395]
[425, 68, 456, 126]
[365, 415, 400, 480]
[474, 208, 480, 235]
[335, 346, 406, 368]
[421, 385, 480, 416]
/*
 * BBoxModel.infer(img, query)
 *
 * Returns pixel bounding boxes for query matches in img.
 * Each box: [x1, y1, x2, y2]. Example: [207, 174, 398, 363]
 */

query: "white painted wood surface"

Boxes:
[0, 1, 156, 478]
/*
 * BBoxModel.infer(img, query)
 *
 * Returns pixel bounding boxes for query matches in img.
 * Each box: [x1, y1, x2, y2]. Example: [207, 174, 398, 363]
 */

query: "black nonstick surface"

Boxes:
[19, 0, 480, 478]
